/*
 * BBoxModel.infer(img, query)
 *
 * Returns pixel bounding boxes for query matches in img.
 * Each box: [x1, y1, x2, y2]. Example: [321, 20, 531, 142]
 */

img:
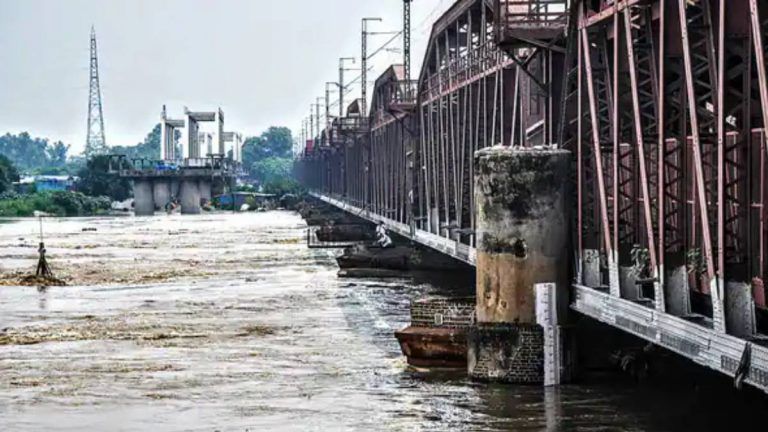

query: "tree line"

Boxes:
[0, 124, 300, 204]
[0, 133, 70, 172]
[0, 125, 174, 175]
[0, 155, 20, 195]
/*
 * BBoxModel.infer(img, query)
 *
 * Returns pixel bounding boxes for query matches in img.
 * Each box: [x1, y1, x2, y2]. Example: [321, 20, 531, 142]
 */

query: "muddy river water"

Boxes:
[0, 212, 765, 431]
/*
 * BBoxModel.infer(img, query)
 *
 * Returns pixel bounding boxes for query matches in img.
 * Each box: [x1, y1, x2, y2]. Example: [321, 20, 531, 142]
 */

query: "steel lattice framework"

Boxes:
[86, 26, 107, 157]
[552, 0, 768, 338]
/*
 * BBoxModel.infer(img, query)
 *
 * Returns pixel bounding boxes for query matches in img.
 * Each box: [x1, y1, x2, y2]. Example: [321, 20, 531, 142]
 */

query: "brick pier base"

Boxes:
[467, 323, 544, 384]
[395, 297, 475, 367]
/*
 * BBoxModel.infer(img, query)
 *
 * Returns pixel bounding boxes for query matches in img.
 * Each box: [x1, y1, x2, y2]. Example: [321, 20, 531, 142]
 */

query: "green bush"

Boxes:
[250, 157, 293, 185]
[75, 155, 132, 201]
[0, 154, 19, 194]
[0, 191, 112, 217]
[263, 178, 304, 196]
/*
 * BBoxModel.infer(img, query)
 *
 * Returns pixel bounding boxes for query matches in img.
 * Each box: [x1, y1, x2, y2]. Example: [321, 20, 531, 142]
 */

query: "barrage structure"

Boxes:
[296, 0, 768, 392]
[110, 106, 243, 216]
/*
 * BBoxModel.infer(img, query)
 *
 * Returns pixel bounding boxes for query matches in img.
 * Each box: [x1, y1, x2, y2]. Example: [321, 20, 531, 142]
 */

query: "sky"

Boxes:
[0, 0, 452, 155]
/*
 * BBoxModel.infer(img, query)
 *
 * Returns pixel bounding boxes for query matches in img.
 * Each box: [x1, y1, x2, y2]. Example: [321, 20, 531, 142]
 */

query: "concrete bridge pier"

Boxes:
[198, 179, 212, 205]
[468, 148, 571, 384]
[212, 178, 226, 198]
[152, 179, 172, 211]
[170, 180, 180, 202]
[133, 179, 155, 216]
[179, 179, 201, 214]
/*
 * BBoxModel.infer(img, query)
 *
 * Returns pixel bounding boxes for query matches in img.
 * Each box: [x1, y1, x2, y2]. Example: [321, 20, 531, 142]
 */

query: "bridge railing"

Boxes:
[420, 41, 504, 101]
[339, 116, 369, 136]
[497, 0, 568, 27]
[183, 158, 211, 168]
[183, 156, 237, 171]
[496, 0, 569, 46]
[389, 80, 419, 106]
[106, 154, 238, 177]
[371, 80, 419, 128]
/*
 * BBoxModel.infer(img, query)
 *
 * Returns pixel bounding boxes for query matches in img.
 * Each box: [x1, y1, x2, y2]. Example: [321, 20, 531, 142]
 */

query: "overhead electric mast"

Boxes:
[362, 18, 382, 116]
[362, 17, 401, 115]
[403, 0, 412, 91]
[339, 57, 357, 118]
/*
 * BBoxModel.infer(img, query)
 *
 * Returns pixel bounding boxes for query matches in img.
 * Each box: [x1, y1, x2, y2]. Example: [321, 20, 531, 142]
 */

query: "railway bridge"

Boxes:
[295, 0, 768, 393]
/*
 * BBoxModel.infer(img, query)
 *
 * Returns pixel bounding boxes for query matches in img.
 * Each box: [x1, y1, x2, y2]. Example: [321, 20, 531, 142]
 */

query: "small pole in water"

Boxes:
[35, 214, 52, 278]
[231, 175, 236, 214]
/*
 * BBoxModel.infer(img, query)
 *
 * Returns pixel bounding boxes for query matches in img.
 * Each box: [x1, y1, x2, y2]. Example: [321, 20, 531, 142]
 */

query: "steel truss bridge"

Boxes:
[295, 0, 768, 393]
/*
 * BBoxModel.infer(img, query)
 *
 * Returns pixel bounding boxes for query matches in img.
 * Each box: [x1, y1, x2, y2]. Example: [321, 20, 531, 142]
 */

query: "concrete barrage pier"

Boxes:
[112, 106, 243, 216]
[124, 162, 229, 216]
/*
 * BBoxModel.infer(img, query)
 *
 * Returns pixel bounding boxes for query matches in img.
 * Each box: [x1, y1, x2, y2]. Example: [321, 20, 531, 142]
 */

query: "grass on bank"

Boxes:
[0, 191, 112, 217]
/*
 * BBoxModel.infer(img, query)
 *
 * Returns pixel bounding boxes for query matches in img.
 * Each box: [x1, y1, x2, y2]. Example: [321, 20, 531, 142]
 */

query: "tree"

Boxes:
[241, 136, 265, 169]
[0, 132, 67, 171]
[110, 124, 181, 161]
[46, 141, 70, 167]
[111, 124, 160, 160]
[242, 126, 293, 169]
[0, 133, 75, 172]
[75, 155, 132, 201]
[263, 178, 303, 196]
[0, 155, 19, 194]
[251, 157, 292, 184]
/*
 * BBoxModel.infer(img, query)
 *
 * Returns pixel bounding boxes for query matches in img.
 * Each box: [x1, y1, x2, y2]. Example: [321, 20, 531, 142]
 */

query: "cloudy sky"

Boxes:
[0, 0, 451, 154]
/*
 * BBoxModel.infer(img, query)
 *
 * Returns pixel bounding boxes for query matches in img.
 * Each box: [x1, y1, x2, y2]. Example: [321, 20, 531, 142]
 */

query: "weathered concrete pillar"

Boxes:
[170, 179, 181, 201]
[132, 179, 155, 216]
[152, 179, 172, 211]
[212, 178, 226, 197]
[469, 147, 571, 384]
[179, 179, 201, 215]
[198, 179, 212, 205]
[665, 265, 692, 317]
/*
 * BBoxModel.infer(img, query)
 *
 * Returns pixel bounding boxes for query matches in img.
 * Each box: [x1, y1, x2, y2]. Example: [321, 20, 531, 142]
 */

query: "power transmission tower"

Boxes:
[86, 26, 107, 157]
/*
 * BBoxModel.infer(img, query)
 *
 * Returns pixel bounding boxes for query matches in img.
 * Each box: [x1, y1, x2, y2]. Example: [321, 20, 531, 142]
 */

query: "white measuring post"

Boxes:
[536, 282, 561, 387]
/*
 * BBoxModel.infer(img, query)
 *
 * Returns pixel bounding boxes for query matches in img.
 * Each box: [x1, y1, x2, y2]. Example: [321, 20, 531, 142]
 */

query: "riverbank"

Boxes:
[0, 191, 112, 217]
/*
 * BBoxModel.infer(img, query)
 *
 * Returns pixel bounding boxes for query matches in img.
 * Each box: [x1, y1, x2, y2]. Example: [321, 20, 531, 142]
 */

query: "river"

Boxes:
[0, 211, 765, 431]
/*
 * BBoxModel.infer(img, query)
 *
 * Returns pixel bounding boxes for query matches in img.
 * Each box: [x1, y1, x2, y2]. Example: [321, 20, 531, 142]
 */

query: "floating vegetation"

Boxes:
[0, 313, 283, 346]
[237, 324, 280, 337]
[0, 271, 67, 287]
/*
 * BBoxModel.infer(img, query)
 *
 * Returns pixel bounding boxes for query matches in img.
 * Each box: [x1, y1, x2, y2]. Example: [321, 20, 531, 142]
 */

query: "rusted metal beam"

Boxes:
[623, 7, 660, 301]
[677, 0, 724, 332]
[751, 0, 768, 160]
[581, 21, 616, 293]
